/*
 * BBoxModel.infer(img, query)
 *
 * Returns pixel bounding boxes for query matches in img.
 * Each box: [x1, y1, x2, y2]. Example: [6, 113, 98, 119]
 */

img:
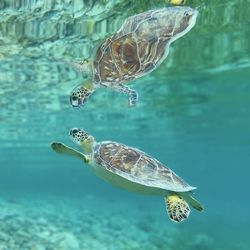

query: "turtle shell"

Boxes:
[93, 7, 196, 87]
[93, 142, 196, 192]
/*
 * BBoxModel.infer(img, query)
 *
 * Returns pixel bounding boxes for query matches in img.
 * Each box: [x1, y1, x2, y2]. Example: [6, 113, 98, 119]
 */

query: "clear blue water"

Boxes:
[0, 0, 250, 249]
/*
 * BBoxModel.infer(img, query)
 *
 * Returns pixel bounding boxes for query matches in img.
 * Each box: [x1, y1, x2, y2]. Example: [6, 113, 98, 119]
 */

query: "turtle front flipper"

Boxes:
[112, 84, 138, 106]
[51, 141, 89, 163]
[165, 194, 190, 223]
[65, 59, 92, 77]
[50, 57, 92, 78]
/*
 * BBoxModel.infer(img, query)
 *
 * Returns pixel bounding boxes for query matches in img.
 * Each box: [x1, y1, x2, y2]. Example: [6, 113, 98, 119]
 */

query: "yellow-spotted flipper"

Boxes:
[165, 194, 190, 223]
[168, 0, 186, 5]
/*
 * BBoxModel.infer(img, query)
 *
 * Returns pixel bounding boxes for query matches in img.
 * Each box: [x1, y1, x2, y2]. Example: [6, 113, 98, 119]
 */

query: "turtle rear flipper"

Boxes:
[112, 84, 138, 106]
[51, 142, 89, 163]
[165, 194, 190, 223]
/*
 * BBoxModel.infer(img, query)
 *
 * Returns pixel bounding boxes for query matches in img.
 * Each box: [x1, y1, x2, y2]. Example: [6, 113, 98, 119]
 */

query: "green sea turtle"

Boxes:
[51, 128, 203, 222]
[68, 6, 198, 107]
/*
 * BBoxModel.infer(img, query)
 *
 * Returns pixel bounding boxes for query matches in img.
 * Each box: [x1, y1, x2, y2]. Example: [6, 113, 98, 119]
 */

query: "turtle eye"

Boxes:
[71, 96, 78, 101]
[72, 129, 79, 134]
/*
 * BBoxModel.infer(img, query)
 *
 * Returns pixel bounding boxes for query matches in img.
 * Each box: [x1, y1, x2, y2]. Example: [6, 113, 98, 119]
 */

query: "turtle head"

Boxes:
[165, 7, 198, 42]
[70, 128, 95, 154]
[70, 83, 95, 107]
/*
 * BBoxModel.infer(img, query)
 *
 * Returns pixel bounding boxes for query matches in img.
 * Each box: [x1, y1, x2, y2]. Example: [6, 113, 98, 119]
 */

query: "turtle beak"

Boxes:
[70, 95, 85, 107]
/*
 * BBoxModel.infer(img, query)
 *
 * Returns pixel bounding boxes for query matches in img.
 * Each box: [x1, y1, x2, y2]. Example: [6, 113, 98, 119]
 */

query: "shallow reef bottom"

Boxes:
[0, 194, 248, 250]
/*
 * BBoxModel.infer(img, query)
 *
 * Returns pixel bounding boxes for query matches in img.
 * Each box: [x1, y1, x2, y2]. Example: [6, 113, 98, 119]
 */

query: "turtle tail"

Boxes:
[165, 194, 190, 223]
[183, 193, 204, 211]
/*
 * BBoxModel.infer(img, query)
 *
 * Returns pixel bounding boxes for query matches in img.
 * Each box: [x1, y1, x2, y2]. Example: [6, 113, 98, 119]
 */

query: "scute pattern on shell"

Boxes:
[94, 142, 195, 192]
[93, 8, 175, 86]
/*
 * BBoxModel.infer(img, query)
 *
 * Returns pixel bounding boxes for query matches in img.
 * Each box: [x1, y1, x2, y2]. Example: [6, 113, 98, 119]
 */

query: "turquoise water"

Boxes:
[0, 0, 250, 249]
